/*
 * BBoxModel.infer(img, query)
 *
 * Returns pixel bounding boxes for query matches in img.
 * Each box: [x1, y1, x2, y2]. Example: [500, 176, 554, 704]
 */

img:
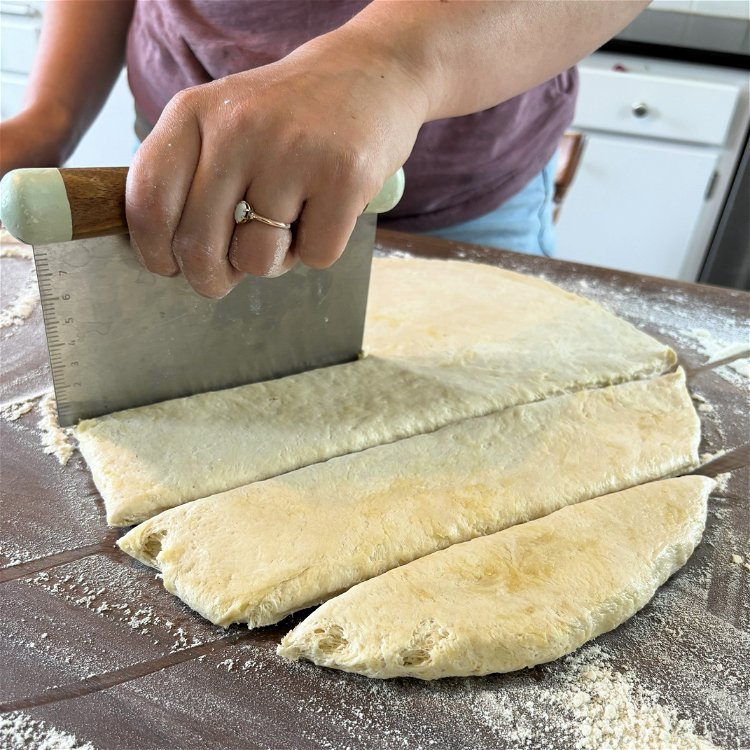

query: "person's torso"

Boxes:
[128, 0, 578, 230]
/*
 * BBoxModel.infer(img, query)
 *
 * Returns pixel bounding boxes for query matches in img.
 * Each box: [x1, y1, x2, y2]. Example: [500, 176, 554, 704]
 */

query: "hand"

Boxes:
[126, 31, 428, 298]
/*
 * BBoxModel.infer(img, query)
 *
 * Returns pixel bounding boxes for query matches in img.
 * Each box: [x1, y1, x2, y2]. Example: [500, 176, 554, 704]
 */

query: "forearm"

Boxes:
[23, 0, 134, 161]
[343, 0, 648, 121]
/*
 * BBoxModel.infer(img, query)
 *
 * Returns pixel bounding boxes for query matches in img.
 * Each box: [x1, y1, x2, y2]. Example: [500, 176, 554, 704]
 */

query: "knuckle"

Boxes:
[331, 144, 375, 189]
[165, 87, 198, 117]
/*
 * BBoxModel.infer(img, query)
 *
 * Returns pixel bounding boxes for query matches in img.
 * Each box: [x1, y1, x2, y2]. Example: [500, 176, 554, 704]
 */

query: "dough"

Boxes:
[278, 475, 713, 679]
[78, 257, 675, 526]
[117, 370, 699, 629]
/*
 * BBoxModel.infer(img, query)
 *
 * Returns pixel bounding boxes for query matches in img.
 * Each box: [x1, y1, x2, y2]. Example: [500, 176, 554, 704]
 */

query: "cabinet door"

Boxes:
[555, 134, 719, 280]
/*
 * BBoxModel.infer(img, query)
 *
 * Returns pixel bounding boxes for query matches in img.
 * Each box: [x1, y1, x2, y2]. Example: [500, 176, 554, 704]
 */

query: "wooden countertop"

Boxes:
[1, 229, 748, 749]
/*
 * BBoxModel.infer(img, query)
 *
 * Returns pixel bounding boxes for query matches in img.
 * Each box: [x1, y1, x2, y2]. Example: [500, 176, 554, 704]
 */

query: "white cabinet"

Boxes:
[0, 0, 42, 120]
[0, 6, 41, 74]
[555, 135, 718, 278]
[651, 0, 750, 19]
[556, 52, 750, 281]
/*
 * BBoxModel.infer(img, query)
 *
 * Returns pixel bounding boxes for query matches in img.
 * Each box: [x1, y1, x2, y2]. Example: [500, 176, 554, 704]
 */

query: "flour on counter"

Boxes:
[683, 327, 750, 382]
[0, 244, 33, 260]
[250, 634, 721, 750]
[699, 449, 728, 465]
[546, 646, 717, 750]
[0, 268, 39, 329]
[39, 391, 76, 465]
[729, 552, 749, 573]
[0, 397, 37, 421]
[0, 228, 33, 259]
[0, 711, 95, 750]
[713, 472, 731, 494]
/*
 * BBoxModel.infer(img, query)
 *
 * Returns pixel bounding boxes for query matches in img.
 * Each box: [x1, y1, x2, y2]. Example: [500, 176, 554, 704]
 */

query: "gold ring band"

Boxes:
[234, 201, 292, 229]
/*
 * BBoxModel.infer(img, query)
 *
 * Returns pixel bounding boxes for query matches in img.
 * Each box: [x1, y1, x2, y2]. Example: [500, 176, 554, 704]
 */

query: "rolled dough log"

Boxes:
[78, 257, 675, 526]
[117, 370, 699, 629]
[278, 475, 713, 679]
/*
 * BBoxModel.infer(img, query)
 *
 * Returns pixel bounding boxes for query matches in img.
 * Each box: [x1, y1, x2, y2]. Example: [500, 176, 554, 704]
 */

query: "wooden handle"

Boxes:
[59, 167, 129, 240]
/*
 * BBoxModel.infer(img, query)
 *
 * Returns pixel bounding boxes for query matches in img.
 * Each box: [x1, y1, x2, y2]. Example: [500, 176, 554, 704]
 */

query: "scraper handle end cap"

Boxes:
[0, 166, 128, 245]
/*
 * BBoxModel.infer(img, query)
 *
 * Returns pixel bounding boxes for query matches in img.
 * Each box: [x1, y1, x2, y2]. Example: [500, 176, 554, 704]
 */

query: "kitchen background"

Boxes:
[1, 0, 749, 288]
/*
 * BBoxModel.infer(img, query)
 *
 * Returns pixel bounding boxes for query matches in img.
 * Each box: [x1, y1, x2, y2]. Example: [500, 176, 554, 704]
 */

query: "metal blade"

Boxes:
[33, 215, 375, 426]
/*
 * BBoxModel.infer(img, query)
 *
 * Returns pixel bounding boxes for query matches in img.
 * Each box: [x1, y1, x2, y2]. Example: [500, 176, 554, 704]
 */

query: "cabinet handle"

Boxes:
[632, 102, 649, 118]
[0, 3, 41, 18]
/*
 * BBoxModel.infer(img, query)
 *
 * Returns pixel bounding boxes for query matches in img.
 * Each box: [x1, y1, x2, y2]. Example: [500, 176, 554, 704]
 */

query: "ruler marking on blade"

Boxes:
[33, 244, 79, 427]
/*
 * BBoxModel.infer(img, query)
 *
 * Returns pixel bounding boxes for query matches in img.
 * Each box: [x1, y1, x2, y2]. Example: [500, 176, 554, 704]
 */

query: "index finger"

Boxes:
[126, 93, 200, 278]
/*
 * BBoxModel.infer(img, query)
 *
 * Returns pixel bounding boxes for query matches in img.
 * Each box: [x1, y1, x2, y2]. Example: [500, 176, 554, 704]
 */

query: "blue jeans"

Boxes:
[419, 151, 558, 257]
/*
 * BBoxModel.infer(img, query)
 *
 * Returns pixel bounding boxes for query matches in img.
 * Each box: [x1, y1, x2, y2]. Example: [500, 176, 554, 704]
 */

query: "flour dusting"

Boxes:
[0, 267, 39, 329]
[0, 244, 34, 260]
[0, 228, 33, 259]
[545, 646, 717, 750]
[39, 391, 76, 465]
[683, 328, 750, 381]
[0, 711, 94, 750]
[0, 397, 37, 421]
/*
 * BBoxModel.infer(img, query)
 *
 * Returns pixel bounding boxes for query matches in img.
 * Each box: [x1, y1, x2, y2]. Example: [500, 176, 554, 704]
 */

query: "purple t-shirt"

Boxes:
[127, 0, 577, 231]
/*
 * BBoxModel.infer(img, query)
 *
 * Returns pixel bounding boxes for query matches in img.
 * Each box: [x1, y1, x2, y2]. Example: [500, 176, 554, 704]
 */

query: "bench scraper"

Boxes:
[0, 166, 404, 427]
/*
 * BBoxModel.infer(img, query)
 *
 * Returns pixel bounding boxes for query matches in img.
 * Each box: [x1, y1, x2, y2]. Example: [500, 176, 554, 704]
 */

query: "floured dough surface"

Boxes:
[78, 257, 675, 526]
[278, 476, 713, 679]
[117, 371, 699, 629]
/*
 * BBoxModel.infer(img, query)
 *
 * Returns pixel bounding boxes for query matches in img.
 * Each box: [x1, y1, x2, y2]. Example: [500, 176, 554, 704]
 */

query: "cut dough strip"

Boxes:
[118, 370, 699, 630]
[278, 475, 713, 679]
[79, 257, 676, 527]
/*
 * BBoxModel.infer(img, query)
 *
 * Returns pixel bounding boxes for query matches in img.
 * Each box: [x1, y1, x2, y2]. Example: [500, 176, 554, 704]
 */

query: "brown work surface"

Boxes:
[1, 230, 748, 749]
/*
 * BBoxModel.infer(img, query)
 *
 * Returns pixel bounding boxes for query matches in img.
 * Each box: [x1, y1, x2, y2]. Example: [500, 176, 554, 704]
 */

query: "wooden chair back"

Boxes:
[554, 131, 586, 222]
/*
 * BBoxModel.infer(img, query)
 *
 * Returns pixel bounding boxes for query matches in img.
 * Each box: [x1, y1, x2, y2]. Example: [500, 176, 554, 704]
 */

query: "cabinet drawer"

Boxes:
[574, 67, 741, 146]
